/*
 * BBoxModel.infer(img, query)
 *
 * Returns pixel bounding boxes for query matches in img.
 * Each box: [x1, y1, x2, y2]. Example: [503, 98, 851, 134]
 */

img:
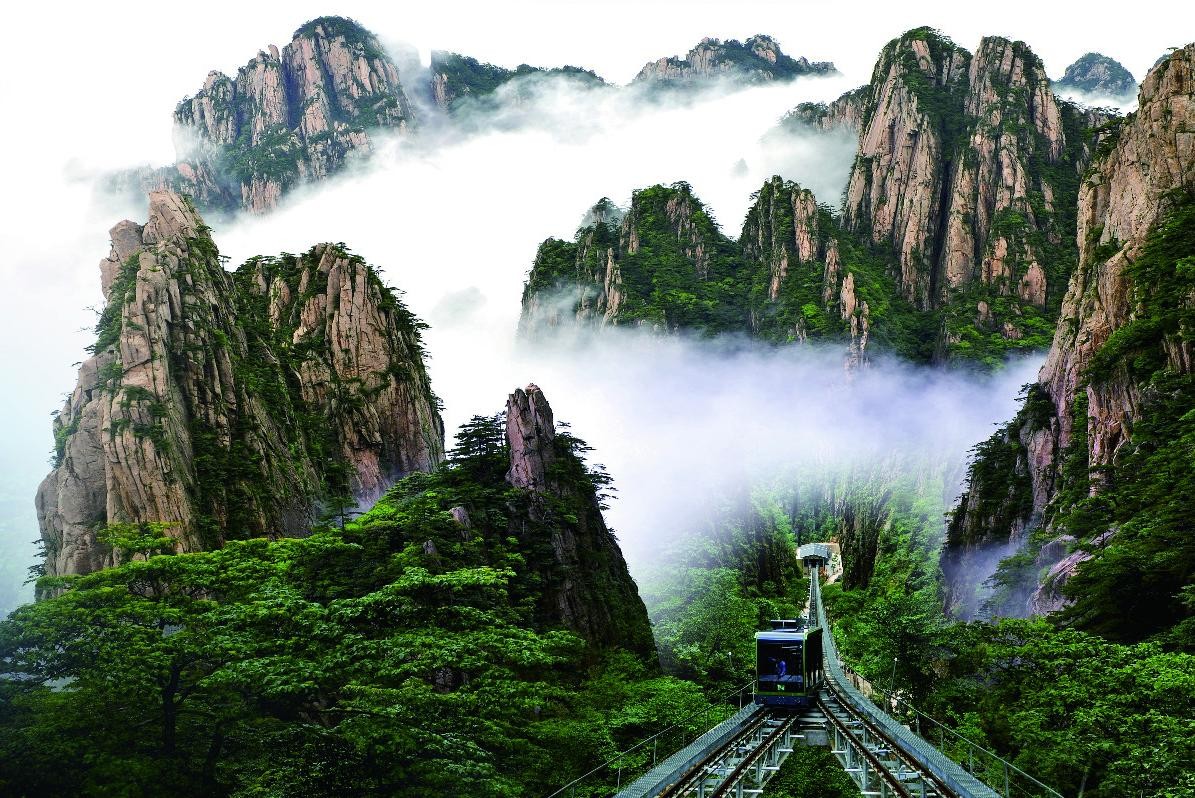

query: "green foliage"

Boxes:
[88, 252, 140, 355]
[51, 412, 79, 467]
[224, 124, 304, 187]
[1027, 193, 1195, 643]
[765, 745, 859, 798]
[95, 521, 178, 561]
[615, 183, 748, 331]
[885, 27, 970, 141]
[947, 384, 1054, 549]
[922, 619, 1195, 798]
[431, 51, 604, 111]
[0, 411, 695, 796]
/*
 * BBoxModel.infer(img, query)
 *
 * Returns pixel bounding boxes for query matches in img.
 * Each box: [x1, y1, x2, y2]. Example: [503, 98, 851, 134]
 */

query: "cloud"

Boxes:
[508, 331, 1039, 565]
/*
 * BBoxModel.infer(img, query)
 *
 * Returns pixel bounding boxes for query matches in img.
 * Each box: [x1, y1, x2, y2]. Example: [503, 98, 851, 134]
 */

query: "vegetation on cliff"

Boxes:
[2, 405, 697, 796]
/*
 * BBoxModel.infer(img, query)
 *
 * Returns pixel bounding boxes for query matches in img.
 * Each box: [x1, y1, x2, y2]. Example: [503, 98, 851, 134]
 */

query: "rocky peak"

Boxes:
[1040, 45, 1195, 466]
[778, 85, 869, 135]
[1054, 52, 1138, 101]
[522, 177, 916, 364]
[944, 44, 1195, 621]
[520, 182, 744, 334]
[37, 191, 443, 580]
[500, 384, 656, 659]
[167, 16, 412, 214]
[505, 384, 556, 491]
[632, 34, 835, 87]
[843, 28, 1098, 363]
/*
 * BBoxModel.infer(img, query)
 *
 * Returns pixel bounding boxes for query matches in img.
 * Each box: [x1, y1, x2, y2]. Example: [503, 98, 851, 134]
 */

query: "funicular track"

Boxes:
[613, 572, 1006, 798]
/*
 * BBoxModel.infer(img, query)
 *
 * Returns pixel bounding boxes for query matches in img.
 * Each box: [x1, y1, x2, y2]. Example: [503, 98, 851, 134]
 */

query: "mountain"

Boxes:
[777, 85, 869, 135]
[4, 382, 668, 795]
[429, 51, 605, 110]
[840, 28, 1112, 364]
[152, 16, 414, 214]
[524, 29, 1113, 369]
[504, 384, 656, 656]
[1054, 52, 1138, 101]
[518, 174, 966, 364]
[943, 44, 1195, 641]
[632, 35, 836, 87]
[36, 191, 444, 581]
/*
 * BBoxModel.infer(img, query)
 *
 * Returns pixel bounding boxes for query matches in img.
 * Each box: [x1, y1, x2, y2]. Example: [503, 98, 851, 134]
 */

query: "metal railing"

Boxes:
[813, 574, 1063, 798]
[546, 680, 756, 797]
[843, 669, 1064, 798]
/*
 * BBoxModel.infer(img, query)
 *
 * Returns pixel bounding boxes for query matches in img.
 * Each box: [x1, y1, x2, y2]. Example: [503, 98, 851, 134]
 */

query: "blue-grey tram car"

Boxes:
[754, 619, 823, 707]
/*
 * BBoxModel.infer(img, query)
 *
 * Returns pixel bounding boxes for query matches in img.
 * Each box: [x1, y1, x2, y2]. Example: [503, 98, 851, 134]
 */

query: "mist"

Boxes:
[201, 72, 1032, 572]
[6, 2, 1186, 613]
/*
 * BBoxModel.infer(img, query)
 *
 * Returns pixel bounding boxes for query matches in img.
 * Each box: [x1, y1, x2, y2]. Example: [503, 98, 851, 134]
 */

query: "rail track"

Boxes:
[614, 573, 1005, 798]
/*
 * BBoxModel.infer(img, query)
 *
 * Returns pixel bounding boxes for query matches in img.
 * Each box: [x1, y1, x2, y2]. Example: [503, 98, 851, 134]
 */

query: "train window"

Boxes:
[757, 641, 804, 692]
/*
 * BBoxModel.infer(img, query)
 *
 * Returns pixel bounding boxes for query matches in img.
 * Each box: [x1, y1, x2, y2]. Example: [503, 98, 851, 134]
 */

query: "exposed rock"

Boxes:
[428, 51, 604, 110]
[520, 177, 917, 364]
[506, 383, 556, 491]
[632, 35, 835, 88]
[740, 177, 876, 359]
[1029, 531, 1112, 615]
[37, 191, 444, 580]
[164, 16, 413, 214]
[842, 28, 1101, 360]
[779, 85, 869, 135]
[503, 384, 656, 658]
[449, 505, 471, 528]
[1041, 45, 1195, 473]
[944, 44, 1195, 616]
[1054, 53, 1138, 101]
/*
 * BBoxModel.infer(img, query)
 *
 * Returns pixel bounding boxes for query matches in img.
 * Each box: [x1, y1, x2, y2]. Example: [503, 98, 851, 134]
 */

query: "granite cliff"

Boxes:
[944, 45, 1195, 636]
[633, 35, 835, 88]
[840, 29, 1107, 363]
[156, 16, 414, 214]
[504, 384, 656, 657]
[37, 191, 444, 580]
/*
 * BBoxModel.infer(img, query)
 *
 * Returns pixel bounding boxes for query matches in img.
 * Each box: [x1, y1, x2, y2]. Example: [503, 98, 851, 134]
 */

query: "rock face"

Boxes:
[520, 178, 922, 364]
[943, 44, 1195, 620]
[504, 384, 656, 658]
[740, 177, 879, 361]
[1055, 53, 1138, 101]
[428, 51, 604, 110]
[842, 28, 1101, 362]
[779, 85, 869, 135]
[519, 186, 744, 334]
[633, 35, 835, 87]
[36, 191, 444, 579]
[165, 16, 413, 214]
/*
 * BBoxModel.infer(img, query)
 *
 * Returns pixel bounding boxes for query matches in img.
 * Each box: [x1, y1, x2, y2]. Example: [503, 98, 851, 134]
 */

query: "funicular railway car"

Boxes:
[754, 619, 823, 708]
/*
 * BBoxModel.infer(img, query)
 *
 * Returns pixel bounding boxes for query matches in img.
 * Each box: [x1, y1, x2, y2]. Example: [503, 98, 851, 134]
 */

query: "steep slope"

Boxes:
[36, 191, 444, 580]
[777, 85, 869, 135]
[520, 178, 931, 362]
[944, 45, 1195, 637]
[4, 385, 669, 796]
[1054, 52, 1138, 101]
[527, 29, 1112, 369]
[842, 28, 1102, 364]
[504, 384, 657, 657]
[429, 51, 604, 110]
[519, 184, 746, 334]
[162, 16, 413, 214]
[633, 35, 835, 88]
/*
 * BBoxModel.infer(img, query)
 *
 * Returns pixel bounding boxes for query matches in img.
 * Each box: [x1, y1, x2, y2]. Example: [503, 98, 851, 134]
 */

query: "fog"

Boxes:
[205, 73, 1029, 569]
[1, 1, 1188, 614]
